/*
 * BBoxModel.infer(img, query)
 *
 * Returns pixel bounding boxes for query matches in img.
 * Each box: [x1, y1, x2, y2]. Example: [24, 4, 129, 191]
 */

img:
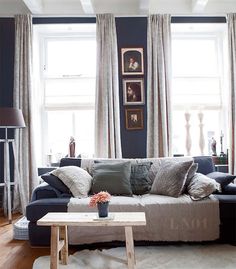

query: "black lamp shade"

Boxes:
[0, 107, 26, 128]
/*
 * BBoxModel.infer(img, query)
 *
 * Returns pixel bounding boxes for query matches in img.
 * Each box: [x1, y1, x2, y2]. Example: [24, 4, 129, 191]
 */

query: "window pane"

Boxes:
[172, 38, 218, 76]
[47, 38, 96, 77]
[47, 110, 94, 161]
[171, 23, 228, 156]
[172, 78, 221, 107]
[45, 78, 95, 107]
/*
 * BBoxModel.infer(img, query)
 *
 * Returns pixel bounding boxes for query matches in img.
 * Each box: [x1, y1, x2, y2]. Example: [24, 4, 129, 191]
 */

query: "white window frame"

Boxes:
[35, 25, 96, 165]
[171, 24, 229, 156]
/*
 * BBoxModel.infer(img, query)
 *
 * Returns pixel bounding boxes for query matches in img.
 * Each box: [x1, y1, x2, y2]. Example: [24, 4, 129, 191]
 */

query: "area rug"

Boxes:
[33, 244, 236, 269]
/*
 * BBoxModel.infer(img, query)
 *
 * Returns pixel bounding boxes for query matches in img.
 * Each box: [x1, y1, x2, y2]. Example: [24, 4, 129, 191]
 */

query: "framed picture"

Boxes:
[123, 78, 144, 105]
[121, 48, 144, 75]
[125, 108, 144, 130]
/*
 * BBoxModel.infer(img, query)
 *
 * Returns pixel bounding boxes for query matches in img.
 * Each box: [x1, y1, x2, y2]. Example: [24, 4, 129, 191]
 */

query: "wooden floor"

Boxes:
[0, 212, 51, 269]
[0, 212, 117, 269]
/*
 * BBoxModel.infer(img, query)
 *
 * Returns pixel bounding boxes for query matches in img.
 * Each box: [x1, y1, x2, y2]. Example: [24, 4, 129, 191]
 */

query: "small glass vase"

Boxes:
[97, 201, 109, 218]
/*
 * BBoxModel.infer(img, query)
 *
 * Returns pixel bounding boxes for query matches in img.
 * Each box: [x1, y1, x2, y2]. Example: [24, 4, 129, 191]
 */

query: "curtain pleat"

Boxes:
[13, 14, 38, 214]
[146, 14, 172, 157]
[227, 14, 236, 174]
[95, 14, 122, 158]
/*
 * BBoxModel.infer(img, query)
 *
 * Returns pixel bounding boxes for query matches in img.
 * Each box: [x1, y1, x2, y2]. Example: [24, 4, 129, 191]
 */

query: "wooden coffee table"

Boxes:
[37, 212, 146, 269]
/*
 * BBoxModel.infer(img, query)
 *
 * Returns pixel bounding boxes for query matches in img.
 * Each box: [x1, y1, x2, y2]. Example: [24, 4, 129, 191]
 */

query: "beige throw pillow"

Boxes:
[187, 173, 221, 200]
[52, 166, 92, 198]
[150, 160, 193, 198]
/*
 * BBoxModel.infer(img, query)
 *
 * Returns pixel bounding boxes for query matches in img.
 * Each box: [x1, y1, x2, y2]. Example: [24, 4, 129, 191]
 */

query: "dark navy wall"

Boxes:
[116, 17, 147, 158]
[0, 18, 15, 200]
[0, 18, 14, 107]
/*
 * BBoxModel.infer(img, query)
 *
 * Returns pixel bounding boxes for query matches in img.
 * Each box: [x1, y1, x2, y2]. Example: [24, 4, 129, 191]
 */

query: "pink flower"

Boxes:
[89, 191, 111, 207]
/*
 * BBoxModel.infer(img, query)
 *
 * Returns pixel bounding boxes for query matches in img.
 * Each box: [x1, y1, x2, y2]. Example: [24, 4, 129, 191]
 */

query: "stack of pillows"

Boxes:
[41, 159, 236, 201]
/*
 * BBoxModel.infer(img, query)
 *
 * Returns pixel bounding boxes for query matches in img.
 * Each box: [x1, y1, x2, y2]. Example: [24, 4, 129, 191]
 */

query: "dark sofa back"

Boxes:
[60, 157, 82, 167]
[59, 156, 215, 176]
[193, 156, 215, 175]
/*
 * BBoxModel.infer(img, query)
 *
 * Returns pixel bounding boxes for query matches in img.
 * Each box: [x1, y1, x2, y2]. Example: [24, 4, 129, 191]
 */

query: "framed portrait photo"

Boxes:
[123, 78, 144, 105]
[121, 47, 144, 75]
[125, 108, 144, 130]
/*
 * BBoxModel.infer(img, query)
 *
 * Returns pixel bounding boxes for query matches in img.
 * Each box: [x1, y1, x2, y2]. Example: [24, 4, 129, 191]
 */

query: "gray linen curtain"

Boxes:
[13, 14, 38, 214]
[146, 14, 172, 158]
[95, 14, 122, 158]
[227, 13, 236, 174]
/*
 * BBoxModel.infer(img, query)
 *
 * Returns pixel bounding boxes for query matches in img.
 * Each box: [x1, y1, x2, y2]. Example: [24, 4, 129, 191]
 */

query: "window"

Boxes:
[171, 23, 228, 156]
[33, 24, 96, 165]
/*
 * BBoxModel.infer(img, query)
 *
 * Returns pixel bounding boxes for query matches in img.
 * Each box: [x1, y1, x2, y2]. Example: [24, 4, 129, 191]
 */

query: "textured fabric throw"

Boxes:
[150, 160, 193, 197]
[187, 173, 221, 200]
[52, 166, 92, 198]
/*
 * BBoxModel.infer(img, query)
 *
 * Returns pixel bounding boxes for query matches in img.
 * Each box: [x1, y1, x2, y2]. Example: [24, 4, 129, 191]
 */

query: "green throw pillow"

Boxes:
[91, 161, 132, 195]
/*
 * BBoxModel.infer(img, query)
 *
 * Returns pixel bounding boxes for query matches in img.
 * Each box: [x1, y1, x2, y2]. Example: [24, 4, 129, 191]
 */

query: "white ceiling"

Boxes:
[0, 0, 236, 16]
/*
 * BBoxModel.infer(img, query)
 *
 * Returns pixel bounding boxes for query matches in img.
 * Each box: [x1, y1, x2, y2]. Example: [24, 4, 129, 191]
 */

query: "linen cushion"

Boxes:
[51, 166, 92, 198]
[41, 173, 71, 194]
[182, 163, 199, 192]
[150, 160, 193, 198]
[187, 173, 221, 200]
[91, 161, 132, 195]
[206, 172, 236, 188]
[130, 162, 152, 195]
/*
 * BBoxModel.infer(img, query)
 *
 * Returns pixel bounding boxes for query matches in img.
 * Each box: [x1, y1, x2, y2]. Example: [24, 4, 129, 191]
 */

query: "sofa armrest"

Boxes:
[31, 182, 62, 201]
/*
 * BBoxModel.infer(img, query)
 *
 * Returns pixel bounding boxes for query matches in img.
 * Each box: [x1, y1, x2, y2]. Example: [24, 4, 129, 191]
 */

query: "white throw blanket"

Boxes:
[67, 194, 219, 245]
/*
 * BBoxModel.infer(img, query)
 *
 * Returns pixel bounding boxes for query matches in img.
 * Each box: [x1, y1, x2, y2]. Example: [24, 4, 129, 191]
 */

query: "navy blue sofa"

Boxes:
[26, 156, 236, 246]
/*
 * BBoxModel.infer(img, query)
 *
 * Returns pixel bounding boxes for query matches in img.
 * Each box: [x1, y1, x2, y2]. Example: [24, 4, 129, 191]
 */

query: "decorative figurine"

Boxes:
[211, 137, 217, 156]
[220, 131, 224, 156]
[69, 136, 75, 157]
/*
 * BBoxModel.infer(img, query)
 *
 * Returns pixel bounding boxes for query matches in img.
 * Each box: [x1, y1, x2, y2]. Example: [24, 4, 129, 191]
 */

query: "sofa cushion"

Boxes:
[91, 161, 132, 195]
[60, 157, 81, 167]
[206, 172, 236, 188]
[150, 160, 193, 197]
[222, 183, 236, 194]
[41, 173, 71, 194]
[94, 159, 152, 195]
[182, 163, 199, 192]
[193, 156, 215, 175]
[26, 198, 70, 222]
[187, 173, 221, 200]
[52, 166, 92, 198]
[130, 162, 152, 195]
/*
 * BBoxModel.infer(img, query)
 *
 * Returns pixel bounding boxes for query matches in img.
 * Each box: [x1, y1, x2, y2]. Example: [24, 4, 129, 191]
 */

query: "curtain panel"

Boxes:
[13, 14, 38, 214]
[227, 13, 236, 174]
[146, 14, 172, 158]
[95, 14, 122, 158]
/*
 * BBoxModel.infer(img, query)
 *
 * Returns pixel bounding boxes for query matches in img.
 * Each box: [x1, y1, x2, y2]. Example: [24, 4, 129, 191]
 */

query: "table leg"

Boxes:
[60, 225, 68, 265]
[125, 226, 135, 269]
[50, 226, 59, 269]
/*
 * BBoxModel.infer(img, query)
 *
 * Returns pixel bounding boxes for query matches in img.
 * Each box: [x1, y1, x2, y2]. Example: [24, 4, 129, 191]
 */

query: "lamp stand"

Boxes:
[0, 128, 15, 224]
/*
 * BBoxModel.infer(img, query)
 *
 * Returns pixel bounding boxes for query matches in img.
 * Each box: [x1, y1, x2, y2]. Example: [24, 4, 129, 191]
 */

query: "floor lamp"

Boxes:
[0, 107, 25, 223]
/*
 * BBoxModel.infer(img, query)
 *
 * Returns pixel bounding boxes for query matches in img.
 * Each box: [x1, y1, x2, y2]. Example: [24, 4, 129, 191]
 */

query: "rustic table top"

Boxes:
[37, 212, 146, 227]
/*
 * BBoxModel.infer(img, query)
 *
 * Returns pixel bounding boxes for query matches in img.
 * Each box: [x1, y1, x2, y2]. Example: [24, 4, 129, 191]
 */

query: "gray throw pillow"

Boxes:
[182, 163, 199, 192]
[130, 162, 152, 195]
[150, 160, 193, 198]
[187, 173, 221, 200]
[91, 161, 132, 195]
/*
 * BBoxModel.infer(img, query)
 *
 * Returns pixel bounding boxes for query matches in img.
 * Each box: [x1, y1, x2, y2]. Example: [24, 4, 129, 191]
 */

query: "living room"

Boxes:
[0, 0, 236, 268]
